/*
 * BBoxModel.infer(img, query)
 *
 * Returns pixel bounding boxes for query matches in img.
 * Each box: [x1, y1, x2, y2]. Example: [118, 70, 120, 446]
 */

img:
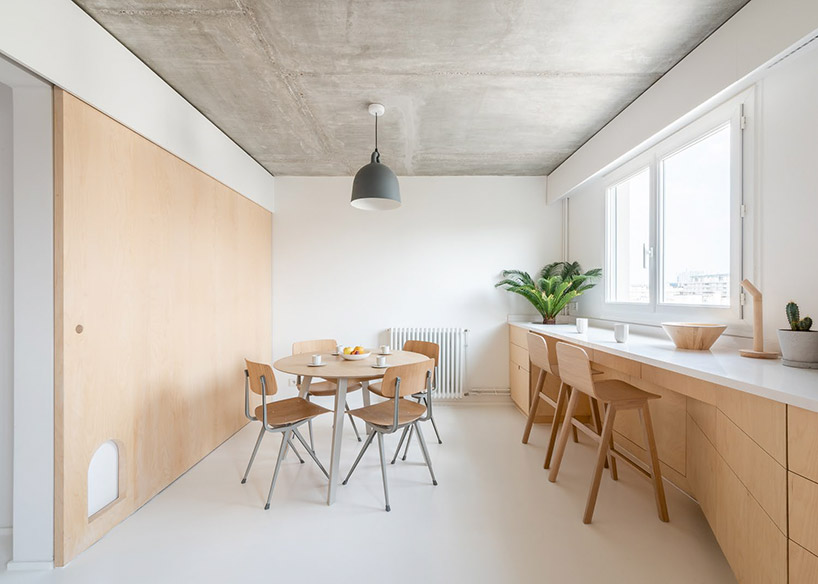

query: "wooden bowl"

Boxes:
[661, 322, 727, 350]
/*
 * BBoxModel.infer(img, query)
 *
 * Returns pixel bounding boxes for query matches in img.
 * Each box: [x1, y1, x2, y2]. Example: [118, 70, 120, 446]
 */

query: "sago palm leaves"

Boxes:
[495, 262, 601, 323]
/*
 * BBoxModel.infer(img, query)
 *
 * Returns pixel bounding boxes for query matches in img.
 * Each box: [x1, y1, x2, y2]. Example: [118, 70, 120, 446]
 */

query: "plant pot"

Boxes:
[778, 329, 818, 369]
[540, 318, 556, 325]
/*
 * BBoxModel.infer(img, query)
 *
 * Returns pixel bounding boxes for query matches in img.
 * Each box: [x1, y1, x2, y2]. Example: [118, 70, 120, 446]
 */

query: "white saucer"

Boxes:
[378, 352, 392, 356]
[307, 363, 327, 367]
[371, 364, 390, 369]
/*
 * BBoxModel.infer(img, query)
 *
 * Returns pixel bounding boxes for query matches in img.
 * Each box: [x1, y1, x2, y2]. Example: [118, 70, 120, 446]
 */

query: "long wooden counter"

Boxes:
[509, 322, 818, 584]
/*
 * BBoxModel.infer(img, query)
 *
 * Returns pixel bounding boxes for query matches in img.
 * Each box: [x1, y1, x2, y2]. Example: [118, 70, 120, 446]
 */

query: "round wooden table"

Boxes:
[273, 349, 429, 505]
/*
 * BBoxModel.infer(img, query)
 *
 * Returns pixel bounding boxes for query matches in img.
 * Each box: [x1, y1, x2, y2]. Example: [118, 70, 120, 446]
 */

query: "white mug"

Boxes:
[380, 344, 391, 354]
[335, 344, 343, 355]
[311, 354, 322, 365]
[376, 355, 387, 367]
[614, 323, 629, 343]
[576, 318, 588, 334]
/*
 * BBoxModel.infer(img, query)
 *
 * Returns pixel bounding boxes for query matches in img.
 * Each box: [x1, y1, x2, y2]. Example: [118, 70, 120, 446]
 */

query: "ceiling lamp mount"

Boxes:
[350, 103, 401, 211]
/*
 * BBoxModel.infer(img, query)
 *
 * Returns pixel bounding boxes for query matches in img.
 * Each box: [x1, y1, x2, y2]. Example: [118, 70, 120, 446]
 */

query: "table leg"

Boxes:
[361, 380, 372, 433]
[327, 377, 348, 505]
[298, 375, 312, 398]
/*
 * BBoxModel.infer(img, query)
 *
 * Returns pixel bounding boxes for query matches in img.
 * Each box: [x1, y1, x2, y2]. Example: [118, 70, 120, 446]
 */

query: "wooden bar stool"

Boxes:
[521, 332, 578, 451]
[548, 342, 669, 524]
[522, 333, 614, 473]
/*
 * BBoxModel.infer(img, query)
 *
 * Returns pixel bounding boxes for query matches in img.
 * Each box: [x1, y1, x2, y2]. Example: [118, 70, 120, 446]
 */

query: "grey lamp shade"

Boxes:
[350, 152, 401, 211]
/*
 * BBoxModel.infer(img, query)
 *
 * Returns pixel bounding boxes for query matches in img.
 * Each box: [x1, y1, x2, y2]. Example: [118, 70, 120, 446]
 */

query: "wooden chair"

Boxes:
[342, 359, 438, 511]
[292, 339, 363, 445]
[241, 359, 331, 510]
[369, 340, 442, 463]
[548, 342, 669, 524]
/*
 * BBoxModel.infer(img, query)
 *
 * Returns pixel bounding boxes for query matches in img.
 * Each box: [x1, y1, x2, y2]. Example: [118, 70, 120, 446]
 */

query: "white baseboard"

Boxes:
[6, 560, 54, 571]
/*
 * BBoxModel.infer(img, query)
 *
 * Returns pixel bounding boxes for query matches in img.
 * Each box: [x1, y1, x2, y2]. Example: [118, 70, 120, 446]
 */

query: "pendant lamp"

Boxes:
[350, 103, 401, 210]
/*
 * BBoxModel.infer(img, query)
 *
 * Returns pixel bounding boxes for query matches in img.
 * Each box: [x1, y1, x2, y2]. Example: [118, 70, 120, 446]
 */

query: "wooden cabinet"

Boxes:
[510, 324, 806, 584]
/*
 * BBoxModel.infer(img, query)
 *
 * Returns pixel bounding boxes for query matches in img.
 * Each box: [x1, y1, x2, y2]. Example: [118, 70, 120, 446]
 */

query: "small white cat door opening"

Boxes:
[88, 440, 119, 517]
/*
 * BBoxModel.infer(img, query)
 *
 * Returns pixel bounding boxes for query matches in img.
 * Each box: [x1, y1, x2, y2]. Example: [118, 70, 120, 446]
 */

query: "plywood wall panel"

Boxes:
[54, 89, 272, 565]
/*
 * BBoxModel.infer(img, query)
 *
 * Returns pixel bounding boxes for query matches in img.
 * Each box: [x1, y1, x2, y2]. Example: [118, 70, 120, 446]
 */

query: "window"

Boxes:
[604, 95, 747, 322]
[606, 168, 650, 304]
[660, 124, 732, 306]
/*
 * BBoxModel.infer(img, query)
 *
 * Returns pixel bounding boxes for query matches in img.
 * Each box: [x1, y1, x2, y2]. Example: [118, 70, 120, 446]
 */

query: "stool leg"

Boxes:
[640, 402, 669, 522]
[591, 398, 616, 478]
[522, 370, 545, 444]
[544, 383, 567, 469]
[583, 404, 617, 524]
[572, 425, 579, 443]
[548, 387, 580, 482]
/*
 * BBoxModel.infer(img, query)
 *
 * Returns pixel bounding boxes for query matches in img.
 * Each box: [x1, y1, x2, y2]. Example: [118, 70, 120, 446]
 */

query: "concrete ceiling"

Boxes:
[72, 0, 749, 176]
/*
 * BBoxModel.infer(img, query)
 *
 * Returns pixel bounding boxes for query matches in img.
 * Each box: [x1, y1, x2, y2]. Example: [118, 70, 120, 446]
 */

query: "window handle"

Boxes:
[642, 244, 654, 269]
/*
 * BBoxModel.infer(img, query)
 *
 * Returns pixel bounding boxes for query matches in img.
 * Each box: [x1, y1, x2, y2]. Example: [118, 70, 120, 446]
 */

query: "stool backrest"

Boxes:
[292, 339, 336, 355]
[555, 342, 595, 397]
[379, 359, 435, 398]
[245, 359, 278, 396]
[527, 333, 556, 375]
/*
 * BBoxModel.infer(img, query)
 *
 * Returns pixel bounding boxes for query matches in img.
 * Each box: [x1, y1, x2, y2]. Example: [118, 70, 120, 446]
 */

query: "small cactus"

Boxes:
[786, 301, 813, 331]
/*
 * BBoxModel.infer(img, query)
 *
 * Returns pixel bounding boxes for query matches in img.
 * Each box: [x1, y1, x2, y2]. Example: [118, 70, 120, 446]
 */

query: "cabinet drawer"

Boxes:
[716, 410, 787, 533]
[510, 342, 529, 371]
[509, 324, 528, 349]
[790, 540, 818, 584]
[789, 406, 818, 483]
[790, 472, 818, 556]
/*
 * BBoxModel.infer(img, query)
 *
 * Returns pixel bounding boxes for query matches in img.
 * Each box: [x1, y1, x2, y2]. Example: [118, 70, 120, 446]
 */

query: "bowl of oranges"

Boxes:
[340, 346, 371, 361]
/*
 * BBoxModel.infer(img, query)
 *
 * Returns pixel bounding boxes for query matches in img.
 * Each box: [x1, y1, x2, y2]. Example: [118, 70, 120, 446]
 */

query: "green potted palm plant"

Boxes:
[496, 261, 602, 324]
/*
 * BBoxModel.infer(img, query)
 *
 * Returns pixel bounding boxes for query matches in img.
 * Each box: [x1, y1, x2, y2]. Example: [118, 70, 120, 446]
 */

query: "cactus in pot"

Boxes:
[778, 301, 818, 368]
[786, 302, 813, 331]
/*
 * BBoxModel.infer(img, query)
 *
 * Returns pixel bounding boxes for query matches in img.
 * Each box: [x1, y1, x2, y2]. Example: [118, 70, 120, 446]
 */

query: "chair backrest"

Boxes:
[555, 342, 595, 397]
[402, 340, 440, 367]
[379, 359, 434, 398]
[245, 359, 279, 396]
[292, 339, 336, 355]
[526, 333, 555, 375]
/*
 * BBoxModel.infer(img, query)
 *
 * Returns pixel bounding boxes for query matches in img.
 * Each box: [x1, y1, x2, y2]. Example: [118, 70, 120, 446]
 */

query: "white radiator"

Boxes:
[388, 327, 468, 399]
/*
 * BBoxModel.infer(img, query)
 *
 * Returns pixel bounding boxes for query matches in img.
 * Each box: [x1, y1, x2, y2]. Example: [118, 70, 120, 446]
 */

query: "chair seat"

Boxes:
[300, 380, 362, 397]
[255, 397, 330, 427]
[349, 399, 426, 427]
[594, 379, 660, 403]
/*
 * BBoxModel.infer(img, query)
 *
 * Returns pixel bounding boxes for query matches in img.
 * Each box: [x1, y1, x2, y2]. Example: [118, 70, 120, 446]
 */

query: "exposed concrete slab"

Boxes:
[73, 0, 749, 175]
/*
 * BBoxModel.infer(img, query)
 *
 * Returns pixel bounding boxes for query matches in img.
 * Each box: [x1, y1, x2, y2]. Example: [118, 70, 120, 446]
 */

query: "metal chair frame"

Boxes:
[343, 368, 437, 512]
[241, 370, 330, 510]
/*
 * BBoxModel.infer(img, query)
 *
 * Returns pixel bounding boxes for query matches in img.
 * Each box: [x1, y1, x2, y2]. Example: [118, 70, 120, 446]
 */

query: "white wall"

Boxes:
[756, 44, 818, 344]
[548, 0, 818, 202]
[566, 43, 818, 350]
[0, 55, 55, 568]
[0, 0, 274, 211]
[273, 176, 561, 392]
[0, 82, 12, 531]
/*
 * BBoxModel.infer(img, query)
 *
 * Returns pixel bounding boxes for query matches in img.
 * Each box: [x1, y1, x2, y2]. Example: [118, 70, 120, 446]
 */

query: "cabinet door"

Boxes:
[510, 361, 529, 413]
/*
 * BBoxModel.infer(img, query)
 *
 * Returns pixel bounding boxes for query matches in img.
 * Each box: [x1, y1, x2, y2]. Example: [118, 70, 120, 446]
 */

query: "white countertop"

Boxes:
[511, 322, 818, 412]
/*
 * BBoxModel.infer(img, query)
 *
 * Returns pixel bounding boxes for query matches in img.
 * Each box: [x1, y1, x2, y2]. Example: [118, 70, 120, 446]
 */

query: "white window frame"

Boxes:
[602, 90, 754, 328]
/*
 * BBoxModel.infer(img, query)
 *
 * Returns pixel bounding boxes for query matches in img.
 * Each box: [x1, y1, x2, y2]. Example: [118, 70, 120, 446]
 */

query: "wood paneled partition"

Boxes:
[53, 89, 272, 565]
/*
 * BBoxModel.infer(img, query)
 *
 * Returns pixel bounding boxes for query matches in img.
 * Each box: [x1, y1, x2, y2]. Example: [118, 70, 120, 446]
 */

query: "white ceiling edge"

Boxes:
[546, 0, 818, 203]
[0, 0, 275, 212]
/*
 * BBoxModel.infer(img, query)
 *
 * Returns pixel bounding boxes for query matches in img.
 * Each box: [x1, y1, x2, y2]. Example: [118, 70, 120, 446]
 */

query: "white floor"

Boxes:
[0, 402, 735, 584]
